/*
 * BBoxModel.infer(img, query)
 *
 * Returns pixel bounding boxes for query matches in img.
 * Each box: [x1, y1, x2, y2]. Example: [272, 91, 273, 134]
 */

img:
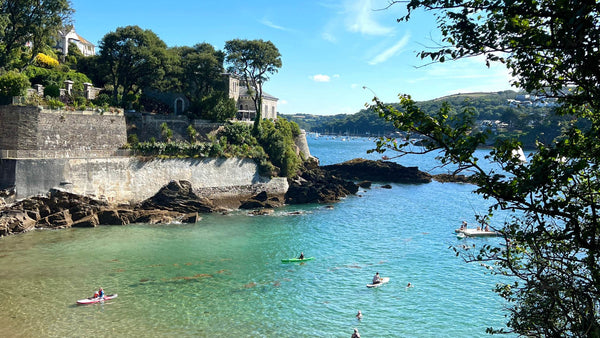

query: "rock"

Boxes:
[72, 214, 99, 228]
[239, 191, 284, 210]
[248, 208, 274, 216]
[357, 180, 372, 188]
[322, 158, 432, 184]
[381, 184, 392, 189]
[0, 210, 36, 236]
[37, 210, 73, 229]
[285, 167, 359, 204]
[138, 180, 215, 213]
[180, 213, 200, 224]
[433, 174, 476, 184]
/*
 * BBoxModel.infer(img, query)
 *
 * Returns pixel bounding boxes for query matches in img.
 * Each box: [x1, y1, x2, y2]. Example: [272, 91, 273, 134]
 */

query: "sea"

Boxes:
[0, 136, 517, 338]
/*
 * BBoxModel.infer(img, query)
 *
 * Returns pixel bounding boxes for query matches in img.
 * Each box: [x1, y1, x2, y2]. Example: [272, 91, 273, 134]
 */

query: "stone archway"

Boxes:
[174, 98, 184, 114]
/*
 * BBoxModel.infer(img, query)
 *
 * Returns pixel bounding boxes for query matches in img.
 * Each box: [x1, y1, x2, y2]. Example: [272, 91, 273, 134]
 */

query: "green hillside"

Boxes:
[281, 90, 567, 148]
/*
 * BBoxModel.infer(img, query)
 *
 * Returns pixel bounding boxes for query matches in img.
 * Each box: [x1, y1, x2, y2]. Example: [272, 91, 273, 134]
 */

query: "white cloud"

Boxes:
[368, 34, 410, 65]
[351, 83, 359, 89]
[279, 100, 288, 105]
[311, 74, 331, 82]
[260, 18, 290, 31]
[344, 0, 393, 36]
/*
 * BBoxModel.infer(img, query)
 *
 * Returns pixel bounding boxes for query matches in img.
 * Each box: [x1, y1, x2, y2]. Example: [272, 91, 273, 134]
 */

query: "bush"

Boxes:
[44, 84, 60, 98]
[0, 70, 31, 98]
[34, 53, 59, 68]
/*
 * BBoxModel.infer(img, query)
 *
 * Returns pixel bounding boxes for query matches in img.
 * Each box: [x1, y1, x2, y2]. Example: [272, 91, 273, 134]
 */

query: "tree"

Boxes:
[97, 26, 168, 107]
[224, 39, 282, 132]
[371, 1, 600, 336]
[0, 0, 73, 69]
[171, 43, 225, 97]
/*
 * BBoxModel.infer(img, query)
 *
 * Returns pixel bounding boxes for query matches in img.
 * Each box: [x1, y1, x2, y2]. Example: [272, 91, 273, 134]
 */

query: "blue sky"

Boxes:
[70, 0, 514, 116]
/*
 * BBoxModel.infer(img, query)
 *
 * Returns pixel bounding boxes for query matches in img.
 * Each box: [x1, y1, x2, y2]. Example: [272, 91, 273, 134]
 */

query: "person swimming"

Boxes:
[356, 310, 363, 320]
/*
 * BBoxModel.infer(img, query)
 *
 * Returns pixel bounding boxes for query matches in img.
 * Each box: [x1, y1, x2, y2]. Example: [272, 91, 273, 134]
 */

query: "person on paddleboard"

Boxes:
[373, 272, 382, 284]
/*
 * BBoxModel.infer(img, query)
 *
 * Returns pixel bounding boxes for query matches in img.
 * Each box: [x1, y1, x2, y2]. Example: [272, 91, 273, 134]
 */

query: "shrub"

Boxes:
[34, 53, 59, 68]
[0, 70, 31, 98]
[44, 84, 60, 98]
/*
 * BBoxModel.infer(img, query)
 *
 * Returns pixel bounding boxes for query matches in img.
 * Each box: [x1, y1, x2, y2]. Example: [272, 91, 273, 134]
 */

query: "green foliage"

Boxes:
[224, 39, 282, 131]
[255, 118, 302, 178]
[196, 91, 237, 122]
[186, 125, 197, 143]
[98, 25, 169, 108]
[0, 70, 30, 98]
[379, 1, 600, 336]
[47, 97, 64, 109]
[0, 1, 73, 68]
[43, 84, 60, 98]
[23, 66, 91, 91]
[160, 122, 173, 142]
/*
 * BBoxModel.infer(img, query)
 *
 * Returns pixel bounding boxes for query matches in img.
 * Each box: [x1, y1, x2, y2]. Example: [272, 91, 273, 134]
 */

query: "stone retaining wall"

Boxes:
[8, 157, 288, 206]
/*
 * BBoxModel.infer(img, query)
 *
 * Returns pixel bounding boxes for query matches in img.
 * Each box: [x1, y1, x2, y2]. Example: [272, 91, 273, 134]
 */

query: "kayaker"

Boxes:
[98, 287, 104, 298]
[351, 327, 361, 338]
[372, 272, 381, 284]
[298, 252, 304, 260]
[93, 291, 99, 298]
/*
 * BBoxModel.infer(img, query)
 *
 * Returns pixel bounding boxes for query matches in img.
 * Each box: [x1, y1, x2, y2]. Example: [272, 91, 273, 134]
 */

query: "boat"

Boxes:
[77, 294, 118, 305]
[455, 227, 500, 237]
[281, 257, 314, 263]
[367, 277, 389, 288]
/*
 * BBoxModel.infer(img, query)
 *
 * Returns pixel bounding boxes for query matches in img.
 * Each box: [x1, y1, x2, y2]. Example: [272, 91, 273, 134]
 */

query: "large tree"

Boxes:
[97, 25, 168, 107]
[224, 39, 282, 132]
[0, 0, 73, 69]
[371, 1, 600, 336]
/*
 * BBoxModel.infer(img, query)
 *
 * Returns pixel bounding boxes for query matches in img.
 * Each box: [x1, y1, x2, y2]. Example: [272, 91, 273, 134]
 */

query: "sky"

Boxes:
[69, 0, 514, 116]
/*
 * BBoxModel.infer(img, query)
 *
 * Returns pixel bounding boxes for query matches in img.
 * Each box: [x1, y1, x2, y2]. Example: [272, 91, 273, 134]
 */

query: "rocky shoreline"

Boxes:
[0, 158, 473, 237]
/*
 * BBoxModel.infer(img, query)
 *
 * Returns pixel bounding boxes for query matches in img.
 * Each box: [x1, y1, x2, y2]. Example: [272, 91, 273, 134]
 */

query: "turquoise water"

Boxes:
[0, 137, 514, 337]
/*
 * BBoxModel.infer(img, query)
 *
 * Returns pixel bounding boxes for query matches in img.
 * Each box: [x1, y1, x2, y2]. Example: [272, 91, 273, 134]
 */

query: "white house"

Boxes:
[224, 73, 278, 121]
[55, 27, 95, 57]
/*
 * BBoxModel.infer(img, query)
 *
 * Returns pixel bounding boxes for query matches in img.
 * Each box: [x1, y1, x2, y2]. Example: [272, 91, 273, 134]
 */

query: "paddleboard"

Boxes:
[366, 277, 389, 288]
[281, 257, 314, 263]
[77, 294, 118, 305]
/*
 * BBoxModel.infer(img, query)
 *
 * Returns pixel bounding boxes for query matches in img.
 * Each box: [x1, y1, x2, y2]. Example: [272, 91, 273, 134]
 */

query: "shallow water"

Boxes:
[0, 137, 515, 337]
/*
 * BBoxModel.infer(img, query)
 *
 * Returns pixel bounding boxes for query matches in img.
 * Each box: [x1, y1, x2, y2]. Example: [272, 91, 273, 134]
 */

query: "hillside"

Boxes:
[281, 90, 566, 148]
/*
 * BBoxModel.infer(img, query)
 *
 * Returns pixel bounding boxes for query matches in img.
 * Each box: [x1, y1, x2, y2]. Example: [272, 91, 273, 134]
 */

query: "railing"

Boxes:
[0, 149, 133, 159]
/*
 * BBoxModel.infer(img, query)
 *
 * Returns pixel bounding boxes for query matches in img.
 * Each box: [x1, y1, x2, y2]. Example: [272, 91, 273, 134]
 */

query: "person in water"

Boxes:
[351, 327, 361, 338]
[356, 310, 363, 320]
[373, 272, 382, 284]
[299, 252, 304, 260]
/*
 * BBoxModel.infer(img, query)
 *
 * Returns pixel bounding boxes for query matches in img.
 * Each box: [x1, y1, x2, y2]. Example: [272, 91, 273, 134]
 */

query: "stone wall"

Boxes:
[7, 157, 288, 207]
[0, 106, 126, 158]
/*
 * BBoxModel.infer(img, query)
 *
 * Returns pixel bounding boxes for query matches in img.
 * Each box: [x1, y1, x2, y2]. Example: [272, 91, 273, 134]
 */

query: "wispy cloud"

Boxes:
[368, 34, 410, 65]
[260, 18, 291, 31]
[279, 99, 288, 105]
[310, 74, 332, 82]
[344, 0, 393, 36]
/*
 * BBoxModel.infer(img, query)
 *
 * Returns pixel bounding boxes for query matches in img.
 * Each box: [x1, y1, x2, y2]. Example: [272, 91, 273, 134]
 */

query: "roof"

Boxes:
[238, 85, 278, 101]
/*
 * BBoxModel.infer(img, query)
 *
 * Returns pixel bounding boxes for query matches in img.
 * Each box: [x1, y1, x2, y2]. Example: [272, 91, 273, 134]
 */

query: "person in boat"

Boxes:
[461, 220, 468, 229]
[299, 252, 304, 260]
[372, 272, 382, 284]
[484, 225, 491, 232]
[356, 310, 363, 320]
[98, 287, 104, 299]
[351, 327, 361, 338]
[93, 290, 99, 298]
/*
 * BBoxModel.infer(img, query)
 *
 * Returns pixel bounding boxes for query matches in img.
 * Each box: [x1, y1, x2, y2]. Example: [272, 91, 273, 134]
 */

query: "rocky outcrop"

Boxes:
[285, 167, 359, 204]
[321, 158, 432, 184]
[0, 178, 291, 237]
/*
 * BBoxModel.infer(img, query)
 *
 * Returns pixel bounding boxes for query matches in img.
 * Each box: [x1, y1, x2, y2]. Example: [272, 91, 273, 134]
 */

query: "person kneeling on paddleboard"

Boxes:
[373, 272, 381, 284]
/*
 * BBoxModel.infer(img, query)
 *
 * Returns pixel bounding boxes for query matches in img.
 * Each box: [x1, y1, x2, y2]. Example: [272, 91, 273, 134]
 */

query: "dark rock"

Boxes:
[97, 209, 128, 225]
[0, 210, 36, 236]
[381, 184, 392, 189]
[72, 214, 99, 228]
[37, 210, 73, 229]
[180, 213, 200, 224]
[357, 180, 372, 188]
[322, 158, 432, 184]
[286, 167, 359, 204]
[433, 174, 476, 184]
[138, 180, 215, 213]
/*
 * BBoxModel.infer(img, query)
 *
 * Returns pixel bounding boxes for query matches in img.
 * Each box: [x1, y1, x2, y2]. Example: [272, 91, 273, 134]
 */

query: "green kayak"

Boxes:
[281, 257, 314, 263]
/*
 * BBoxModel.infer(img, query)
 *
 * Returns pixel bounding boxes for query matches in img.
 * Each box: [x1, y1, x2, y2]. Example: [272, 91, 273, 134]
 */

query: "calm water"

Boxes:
[0, 137, 515, 337]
